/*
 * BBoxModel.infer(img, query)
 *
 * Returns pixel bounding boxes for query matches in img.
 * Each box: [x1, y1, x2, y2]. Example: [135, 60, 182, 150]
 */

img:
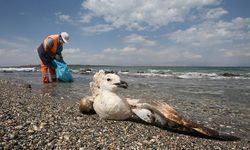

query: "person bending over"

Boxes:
[37, 32, 69, 83]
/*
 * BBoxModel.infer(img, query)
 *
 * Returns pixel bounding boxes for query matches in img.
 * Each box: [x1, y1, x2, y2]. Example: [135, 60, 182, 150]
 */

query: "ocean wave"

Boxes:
[0, 67, 37, 72]
[73, 68, 250, 80]
[147, 69, 173, 74]
[119, 71, 250, 80]
[119, 72, 173, 78]
[65, 66, 250, 80]
[176, 72, 219, 79]
[1, 66, 249, 80]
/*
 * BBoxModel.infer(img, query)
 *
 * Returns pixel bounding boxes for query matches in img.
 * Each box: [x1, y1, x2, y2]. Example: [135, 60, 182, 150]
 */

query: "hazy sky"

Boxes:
[0, 0, 250, 66]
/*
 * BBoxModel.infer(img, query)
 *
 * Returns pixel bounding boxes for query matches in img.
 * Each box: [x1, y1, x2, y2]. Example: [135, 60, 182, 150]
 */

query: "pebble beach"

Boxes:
[0, 78, 249, 149]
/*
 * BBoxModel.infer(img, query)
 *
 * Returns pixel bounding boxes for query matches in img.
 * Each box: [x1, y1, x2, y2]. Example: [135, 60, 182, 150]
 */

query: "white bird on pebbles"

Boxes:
[79, 70, 238, 140]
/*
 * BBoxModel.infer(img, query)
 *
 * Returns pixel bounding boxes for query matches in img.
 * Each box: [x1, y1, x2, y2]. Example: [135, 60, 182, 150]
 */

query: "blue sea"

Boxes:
[1, 66, 250, 139]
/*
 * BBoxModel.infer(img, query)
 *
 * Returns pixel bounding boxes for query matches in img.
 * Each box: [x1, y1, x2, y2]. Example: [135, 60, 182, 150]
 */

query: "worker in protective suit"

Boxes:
[37, 32, 69, 83]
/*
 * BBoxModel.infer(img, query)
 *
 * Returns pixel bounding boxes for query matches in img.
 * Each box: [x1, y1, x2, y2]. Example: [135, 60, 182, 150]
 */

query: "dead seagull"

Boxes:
[80, 70, 238, 140]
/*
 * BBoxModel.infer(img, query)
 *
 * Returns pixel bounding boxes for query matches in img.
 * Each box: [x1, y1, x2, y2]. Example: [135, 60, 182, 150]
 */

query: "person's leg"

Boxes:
[41, 63, 49, 83]
[49, 67, 57, 82]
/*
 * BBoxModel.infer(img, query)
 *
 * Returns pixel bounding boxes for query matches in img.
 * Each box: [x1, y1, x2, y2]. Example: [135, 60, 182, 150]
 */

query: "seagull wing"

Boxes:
[127, 98, 219, 138]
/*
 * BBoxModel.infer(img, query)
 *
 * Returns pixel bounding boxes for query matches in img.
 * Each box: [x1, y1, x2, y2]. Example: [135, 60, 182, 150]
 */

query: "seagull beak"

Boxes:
[114, 81, 128, 89]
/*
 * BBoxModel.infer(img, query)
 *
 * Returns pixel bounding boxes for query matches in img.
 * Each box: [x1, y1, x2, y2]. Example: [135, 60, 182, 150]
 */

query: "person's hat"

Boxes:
[60, 32, 69, 43]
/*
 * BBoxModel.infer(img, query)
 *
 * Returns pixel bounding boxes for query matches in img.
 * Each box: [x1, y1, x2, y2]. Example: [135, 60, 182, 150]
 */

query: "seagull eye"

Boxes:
[107, 78, 111, 81]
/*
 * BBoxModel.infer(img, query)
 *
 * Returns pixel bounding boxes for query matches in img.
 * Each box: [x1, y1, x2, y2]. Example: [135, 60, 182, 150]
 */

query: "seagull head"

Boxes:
[100, 73, 128, 92]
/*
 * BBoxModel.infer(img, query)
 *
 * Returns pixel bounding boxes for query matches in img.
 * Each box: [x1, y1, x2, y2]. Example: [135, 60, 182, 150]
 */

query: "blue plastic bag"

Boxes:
[52, 59, 73, 82]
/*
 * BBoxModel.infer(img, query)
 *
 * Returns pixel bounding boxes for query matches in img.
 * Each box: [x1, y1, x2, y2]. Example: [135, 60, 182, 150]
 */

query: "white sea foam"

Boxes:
[0, 67, 36, 72]
[148, 69, 173, 74]
[177, 72, 219, 79]
[119, 71, 250, 80]
[70, 69, 79, 73]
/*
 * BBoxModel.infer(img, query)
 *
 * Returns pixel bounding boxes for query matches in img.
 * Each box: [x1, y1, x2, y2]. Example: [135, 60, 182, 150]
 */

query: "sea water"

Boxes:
[1, 66, 249, 102]
[0, 66, 250, 139]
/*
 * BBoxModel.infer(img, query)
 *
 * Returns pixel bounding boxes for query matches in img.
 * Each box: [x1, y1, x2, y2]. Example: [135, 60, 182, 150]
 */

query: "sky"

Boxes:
[0, 0, 250, 66]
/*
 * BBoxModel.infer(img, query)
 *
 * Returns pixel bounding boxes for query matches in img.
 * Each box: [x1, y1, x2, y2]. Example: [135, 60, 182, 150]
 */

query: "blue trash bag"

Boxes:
[52, 59, 73, 82]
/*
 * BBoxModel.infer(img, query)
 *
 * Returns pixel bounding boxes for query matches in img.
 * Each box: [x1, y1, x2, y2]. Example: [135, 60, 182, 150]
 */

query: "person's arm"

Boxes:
[42, 37, 57, 68]
[43, 37, 55, 58]
[55, 45, 64, 63]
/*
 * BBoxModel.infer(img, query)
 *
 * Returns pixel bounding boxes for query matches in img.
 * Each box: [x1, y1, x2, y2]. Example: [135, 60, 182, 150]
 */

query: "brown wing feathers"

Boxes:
[140, 101, 219, 137]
